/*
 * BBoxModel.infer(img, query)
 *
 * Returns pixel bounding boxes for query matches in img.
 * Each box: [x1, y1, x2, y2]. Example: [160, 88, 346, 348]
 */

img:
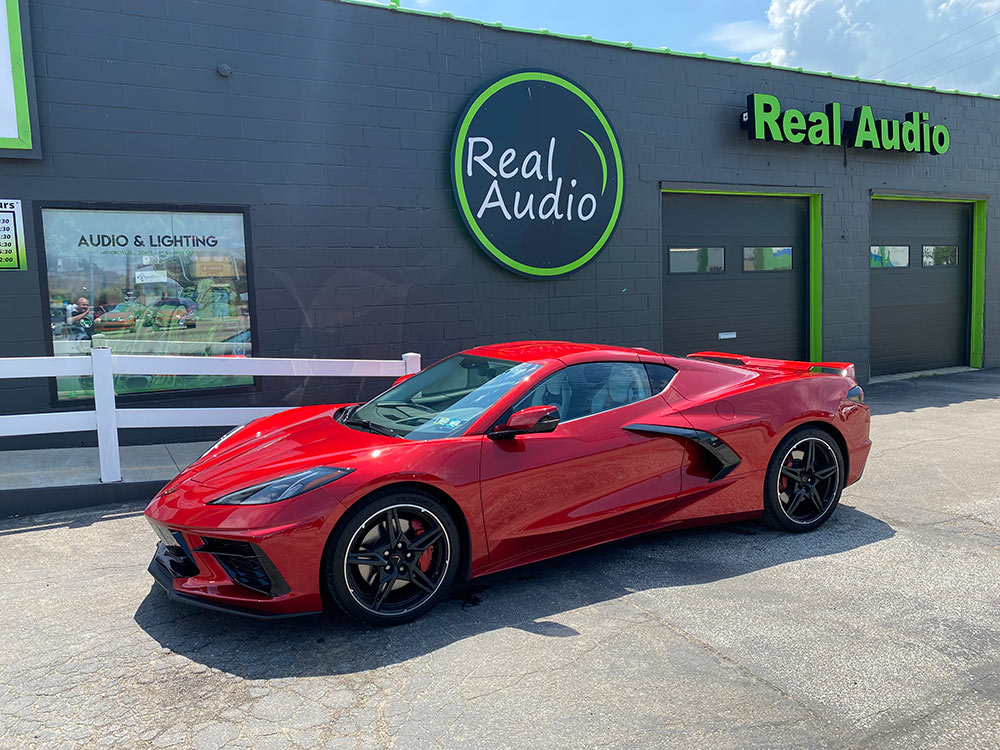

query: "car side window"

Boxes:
[513, 362, 656, 423]
[644, 363, 677, 394]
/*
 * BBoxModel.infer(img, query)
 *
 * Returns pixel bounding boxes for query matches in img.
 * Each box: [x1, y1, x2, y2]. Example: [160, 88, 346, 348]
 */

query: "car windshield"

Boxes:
[349, 354, 541, 441]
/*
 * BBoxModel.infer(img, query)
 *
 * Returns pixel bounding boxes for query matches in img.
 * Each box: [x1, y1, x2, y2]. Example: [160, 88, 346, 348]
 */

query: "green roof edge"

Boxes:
[338, 0, 1000, 102]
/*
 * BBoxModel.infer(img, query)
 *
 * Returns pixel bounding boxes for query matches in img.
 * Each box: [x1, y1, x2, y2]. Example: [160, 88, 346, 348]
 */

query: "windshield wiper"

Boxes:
[342, 416, 400, 438]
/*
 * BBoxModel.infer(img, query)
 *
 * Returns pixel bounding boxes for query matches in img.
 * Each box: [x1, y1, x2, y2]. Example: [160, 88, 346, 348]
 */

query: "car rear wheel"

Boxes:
[762, 427, 844, 532]
[324, 488, 460, 625]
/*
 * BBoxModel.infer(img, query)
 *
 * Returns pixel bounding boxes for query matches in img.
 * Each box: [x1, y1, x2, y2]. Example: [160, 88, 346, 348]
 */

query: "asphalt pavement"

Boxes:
[0, 369, 998, 749]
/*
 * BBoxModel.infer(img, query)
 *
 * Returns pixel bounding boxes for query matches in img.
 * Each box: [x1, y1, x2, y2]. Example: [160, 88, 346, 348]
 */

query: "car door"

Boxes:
[479, 361, 689, 570]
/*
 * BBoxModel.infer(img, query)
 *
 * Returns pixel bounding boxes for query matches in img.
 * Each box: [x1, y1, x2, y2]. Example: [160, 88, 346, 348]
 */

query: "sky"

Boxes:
[389, 0, 1000, 95]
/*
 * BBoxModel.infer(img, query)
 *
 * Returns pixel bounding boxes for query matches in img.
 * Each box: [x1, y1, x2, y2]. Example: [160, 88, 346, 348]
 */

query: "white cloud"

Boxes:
[708, 20, 779, 53]
[749, 0, 1000, 94]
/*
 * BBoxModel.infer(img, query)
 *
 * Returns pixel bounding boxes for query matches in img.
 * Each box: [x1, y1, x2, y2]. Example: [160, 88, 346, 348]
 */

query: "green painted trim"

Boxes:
[808, 194, 823, 361]
[660, 188, 815, 198]
[0, 0, 31, 150]
[453, 71, 624, 277]
[971, 200, 987, 369]
[872, 194, 979, 203]
[339, 0, 1000, 103]
[872, 194, 987, 369]
[661, 188, 823, 361]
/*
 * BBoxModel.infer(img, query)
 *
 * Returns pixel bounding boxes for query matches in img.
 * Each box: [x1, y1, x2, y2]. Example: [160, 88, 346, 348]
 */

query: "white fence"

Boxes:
[0, 348, 421, 484]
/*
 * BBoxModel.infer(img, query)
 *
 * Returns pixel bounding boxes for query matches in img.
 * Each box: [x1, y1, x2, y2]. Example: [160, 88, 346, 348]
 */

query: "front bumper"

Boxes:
[148, 543, 318, 620]
[145, 515, 326, 619]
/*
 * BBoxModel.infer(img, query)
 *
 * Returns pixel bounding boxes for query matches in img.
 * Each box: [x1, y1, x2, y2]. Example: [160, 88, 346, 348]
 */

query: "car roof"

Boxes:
[462, 340, 653, 363]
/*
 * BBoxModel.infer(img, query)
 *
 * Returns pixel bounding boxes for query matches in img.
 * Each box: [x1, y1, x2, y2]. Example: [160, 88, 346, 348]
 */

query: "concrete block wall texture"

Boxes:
[1, 0, 998, 447]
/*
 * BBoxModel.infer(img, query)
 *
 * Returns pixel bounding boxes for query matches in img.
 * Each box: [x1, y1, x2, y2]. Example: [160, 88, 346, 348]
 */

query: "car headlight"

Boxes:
[207, 467, 353, 505]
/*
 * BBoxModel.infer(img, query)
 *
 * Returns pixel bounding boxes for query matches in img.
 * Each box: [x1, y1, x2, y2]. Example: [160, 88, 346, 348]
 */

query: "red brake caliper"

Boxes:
[409, 520, 434, 571]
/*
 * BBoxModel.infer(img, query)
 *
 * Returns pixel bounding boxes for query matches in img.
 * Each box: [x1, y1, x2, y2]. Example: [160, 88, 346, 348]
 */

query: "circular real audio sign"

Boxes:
[451, 71, 625, 277]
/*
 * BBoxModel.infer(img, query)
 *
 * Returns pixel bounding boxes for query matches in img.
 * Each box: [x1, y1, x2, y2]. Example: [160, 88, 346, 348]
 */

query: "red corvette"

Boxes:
[145, 341, 871, 625]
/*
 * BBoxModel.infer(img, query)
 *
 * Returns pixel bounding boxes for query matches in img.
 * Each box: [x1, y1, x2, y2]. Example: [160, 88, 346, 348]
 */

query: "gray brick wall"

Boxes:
[1, 0, 998, 446]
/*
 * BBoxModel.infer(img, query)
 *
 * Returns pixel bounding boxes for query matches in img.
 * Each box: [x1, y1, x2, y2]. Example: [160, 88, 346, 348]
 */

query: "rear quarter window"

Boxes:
[645, 363, 677, 394]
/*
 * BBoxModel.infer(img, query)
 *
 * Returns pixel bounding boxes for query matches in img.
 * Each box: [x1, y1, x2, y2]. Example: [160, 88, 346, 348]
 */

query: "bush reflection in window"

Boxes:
[922, 245, 959, 267]
[668, 247, 724, 274]
[870, 245, 910, 268]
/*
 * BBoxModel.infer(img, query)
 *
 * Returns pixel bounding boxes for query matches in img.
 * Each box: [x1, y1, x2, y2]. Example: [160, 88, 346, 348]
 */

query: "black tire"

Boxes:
[324, 487, 461, 625]
[762, 427, 845, 532]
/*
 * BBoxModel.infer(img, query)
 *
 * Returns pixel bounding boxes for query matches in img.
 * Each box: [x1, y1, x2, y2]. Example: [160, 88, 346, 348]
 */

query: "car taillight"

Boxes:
[847, 385, 864, 403]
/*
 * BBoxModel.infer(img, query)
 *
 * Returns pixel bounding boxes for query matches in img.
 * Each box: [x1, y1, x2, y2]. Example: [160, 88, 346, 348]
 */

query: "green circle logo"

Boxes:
[452, 71, 625, 277]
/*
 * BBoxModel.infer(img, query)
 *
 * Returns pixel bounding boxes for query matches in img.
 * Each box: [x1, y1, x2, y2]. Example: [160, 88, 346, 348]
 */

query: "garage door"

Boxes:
[661, 193, 809, 360]
[870, 200, 970, 377]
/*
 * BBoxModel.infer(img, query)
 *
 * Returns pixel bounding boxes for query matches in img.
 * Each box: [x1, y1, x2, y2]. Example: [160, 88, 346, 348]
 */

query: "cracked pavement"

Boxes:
[1, 369, 998, 749]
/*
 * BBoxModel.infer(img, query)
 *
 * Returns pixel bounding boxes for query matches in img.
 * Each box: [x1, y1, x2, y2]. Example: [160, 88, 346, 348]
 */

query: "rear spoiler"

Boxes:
[687, 351, 856, 381]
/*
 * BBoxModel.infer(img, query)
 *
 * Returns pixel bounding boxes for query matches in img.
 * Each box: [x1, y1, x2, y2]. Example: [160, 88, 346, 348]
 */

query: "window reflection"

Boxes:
[870, 245, 910, 268]
[743, 246, 792, 271]
[43, 208, 253, 401]
[668, 247, 724, 274]
[922, 245, 959, 267]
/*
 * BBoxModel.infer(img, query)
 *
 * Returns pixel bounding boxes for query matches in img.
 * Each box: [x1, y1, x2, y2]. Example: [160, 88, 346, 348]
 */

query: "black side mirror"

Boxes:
[489, 405, 560, 440]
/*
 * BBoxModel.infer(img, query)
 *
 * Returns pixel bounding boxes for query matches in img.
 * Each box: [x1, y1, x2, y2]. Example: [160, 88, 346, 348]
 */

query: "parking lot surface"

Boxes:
[1, 370, 998, 749]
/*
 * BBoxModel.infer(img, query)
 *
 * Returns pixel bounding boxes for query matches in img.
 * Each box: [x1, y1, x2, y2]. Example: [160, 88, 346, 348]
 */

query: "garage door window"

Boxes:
[922, 245, 959, 267]
[870, 245, 910, 268]
[668, 247, 724, 274]
[743, 246, 792, 271]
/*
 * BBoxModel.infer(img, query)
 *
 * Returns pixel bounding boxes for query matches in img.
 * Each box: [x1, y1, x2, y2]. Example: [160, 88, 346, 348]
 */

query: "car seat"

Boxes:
[590, 364, 650, 414]
[530, 372, 572, 420]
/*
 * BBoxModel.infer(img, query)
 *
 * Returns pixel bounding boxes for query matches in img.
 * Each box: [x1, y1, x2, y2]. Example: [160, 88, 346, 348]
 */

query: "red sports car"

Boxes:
[145, 341, 871, 625]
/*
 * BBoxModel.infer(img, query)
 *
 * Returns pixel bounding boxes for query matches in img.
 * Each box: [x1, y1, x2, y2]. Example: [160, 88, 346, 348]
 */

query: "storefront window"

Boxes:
[668, 247, 724, 274]
[41, 207, 253, 401]
[743, 246, 792, 271]
[870, 245, 910, 268]
[922, 245, 959, 267]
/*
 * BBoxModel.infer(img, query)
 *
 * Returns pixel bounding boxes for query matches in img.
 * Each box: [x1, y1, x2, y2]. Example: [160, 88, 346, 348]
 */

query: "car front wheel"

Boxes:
[762, 427, 845, 532]
[324, 488, 460, 625]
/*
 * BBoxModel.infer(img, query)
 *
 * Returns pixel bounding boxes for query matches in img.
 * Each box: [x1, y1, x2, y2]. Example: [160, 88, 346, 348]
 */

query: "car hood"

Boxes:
[174, 404, 396, 491]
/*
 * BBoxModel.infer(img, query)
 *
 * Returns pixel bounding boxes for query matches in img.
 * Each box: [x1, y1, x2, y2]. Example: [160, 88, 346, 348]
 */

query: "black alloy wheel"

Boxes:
[762, 428, 844, 532]
[325, 489, 460, 625]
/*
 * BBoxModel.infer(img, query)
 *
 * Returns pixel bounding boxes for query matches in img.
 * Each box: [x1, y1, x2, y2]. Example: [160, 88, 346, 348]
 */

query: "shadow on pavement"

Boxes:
[134, 504, 894, 679]
[0, 507, 146, 537]
[864, 369, 1000, 416]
